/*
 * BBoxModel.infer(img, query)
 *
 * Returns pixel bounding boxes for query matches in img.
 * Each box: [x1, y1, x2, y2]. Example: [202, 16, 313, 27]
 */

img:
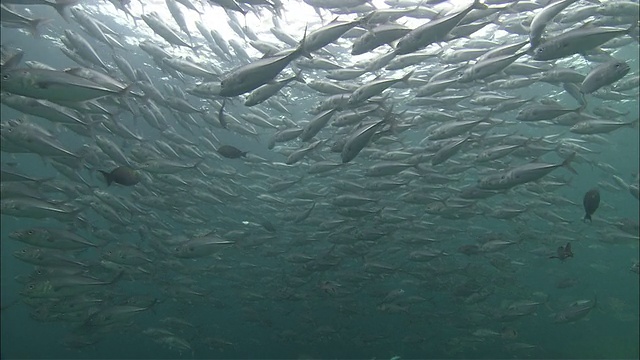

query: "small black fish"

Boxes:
[217, 145, 247, 159]
[261, 220, 276, 233]
[549, 242, 573, 261]
[98, 166, 140, 186]
[582, 188, 600, 222]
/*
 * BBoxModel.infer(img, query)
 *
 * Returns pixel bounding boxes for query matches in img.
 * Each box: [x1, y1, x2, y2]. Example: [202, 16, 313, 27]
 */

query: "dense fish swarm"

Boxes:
[1, 0, 639, 358]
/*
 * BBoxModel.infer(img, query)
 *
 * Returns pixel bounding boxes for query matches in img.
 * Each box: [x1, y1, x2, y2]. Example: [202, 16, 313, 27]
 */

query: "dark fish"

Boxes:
[261, 220, 276, 233]
[549, 242, 573, 261]
[582, 188, 600, 222]
[217, 145, 247, 159]
[98, 166, 139, 186]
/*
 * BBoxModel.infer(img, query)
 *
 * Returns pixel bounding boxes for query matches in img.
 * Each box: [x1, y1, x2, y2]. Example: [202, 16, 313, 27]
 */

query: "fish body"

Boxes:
[582, 188, 600, 222]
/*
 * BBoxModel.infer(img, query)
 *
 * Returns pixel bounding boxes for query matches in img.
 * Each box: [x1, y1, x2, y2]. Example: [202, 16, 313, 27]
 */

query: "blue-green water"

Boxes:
[1, 0, 639, 359]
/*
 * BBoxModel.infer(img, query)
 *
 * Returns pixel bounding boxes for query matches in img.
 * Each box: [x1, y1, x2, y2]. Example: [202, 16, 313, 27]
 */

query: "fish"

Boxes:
[553, 295, 597, 323]
[1, 68, 134, 102]
[528, 0, 580, 50]
[98, 166, 140, 186]
[244, 70, 305, 106]
[348, 70, 413, 105]
[218, 28, 308, 96]
[394, 0, 488, 55]
[172, 234, 233, 258]
[341, 117, 388, 164]
[582, 188, 600, 222]
[351, 23, 411, 56]
[478, 153, 577, 190]
[580, 60, 631, 94]
[0, 0, 638, 356]
[532, 24, 639, 61]
[10, 227, 98, 249]
[216, 145, 247, 159]
[549, 242, 573, 260]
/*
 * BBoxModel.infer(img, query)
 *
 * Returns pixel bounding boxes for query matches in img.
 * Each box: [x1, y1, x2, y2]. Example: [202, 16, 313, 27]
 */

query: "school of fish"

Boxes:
[1, 0, 639, 358]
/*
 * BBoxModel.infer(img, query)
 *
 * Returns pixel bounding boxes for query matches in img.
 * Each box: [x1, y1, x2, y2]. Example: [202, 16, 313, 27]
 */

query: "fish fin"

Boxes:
[98, 170, 113, 186]
[401, 69, 414, 83]
[472, 0, 488, 10]
[357, 11, 376, 26]
[296, 26, 312, 59]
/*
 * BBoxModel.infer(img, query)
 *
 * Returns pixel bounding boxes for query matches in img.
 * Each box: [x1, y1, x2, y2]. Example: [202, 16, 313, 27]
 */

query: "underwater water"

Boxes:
[1, 0, 639, 359]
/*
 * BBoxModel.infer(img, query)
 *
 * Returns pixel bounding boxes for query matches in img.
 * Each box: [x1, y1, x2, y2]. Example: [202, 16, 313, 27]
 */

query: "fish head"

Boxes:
[10, 228, 42, 241]
[20, 281, 52, 298]
[611, 61, 630, 77]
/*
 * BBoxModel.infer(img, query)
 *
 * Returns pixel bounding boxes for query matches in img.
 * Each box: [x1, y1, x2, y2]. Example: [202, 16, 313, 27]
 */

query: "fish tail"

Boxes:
[109, 270, 125, 284]
[27, 18, 53, 38]
[627, 21, 639, 43]
[119, 82, 139, 97]
[562, 152, 578, 175]
[98, 170, 113, 186]
[583, 213, 592, 223]
[50, 0, 79, 22]
[294, 69, 306, 83]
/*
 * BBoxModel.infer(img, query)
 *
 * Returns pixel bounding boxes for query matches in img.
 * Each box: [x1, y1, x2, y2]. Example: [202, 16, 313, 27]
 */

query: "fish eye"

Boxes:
[28, 284, 34, 289]
[2, 74, 9, 80]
